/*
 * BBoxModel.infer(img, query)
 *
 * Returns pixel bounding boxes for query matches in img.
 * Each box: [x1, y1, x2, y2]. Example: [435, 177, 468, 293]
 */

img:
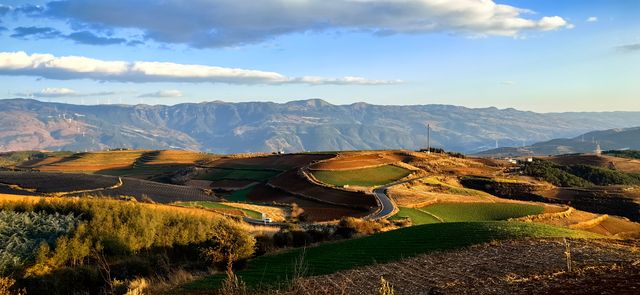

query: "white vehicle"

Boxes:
[263, 218, 272, 224]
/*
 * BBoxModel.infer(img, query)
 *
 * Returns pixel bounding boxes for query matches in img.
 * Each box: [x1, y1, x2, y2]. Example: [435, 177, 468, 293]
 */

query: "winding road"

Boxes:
[369, 177, 424, 220]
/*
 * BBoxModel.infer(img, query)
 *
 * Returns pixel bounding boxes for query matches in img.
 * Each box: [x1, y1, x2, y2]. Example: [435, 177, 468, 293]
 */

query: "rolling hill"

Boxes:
[476, 127, 640, 157]
[2, 98, 640, 154]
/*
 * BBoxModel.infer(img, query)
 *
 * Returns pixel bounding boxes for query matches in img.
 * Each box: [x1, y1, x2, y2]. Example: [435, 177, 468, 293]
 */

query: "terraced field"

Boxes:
[208, 154, 334, 170]
[185, 221, 598, 291]
[311, 164, 412, 187]
[310, 152, 408, 170]
[0, 171, 119, 193]
[70, 177, 214, 203]
[247, 184, 368, 221]
[270, 170, 378, 209]
[34, 150, 147, 173]
[392, 203, 544, 225]
[196, 168, 280, 182]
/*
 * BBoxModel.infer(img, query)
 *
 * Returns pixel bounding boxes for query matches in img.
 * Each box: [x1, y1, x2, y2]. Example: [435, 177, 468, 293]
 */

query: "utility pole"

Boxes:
[427, 124, 431, 154]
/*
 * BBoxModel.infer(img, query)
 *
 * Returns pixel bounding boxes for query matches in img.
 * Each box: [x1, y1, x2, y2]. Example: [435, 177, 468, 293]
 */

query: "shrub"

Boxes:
[522, 160, 592, 187]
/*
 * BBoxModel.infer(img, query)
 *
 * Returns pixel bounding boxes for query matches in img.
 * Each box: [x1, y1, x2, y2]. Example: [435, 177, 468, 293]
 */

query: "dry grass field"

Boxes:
[33, 150, 147, 172]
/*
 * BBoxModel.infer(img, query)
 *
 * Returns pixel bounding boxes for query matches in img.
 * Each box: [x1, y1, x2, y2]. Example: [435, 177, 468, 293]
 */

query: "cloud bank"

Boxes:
[0, 51, 396, 85]
[11, 26, 136, 46]
[15, 87, 118, 98]
[37, 0, 571, 48]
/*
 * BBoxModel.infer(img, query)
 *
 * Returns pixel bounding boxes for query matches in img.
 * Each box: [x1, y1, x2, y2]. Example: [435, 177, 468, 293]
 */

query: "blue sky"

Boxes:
[0, 0, 638, 112]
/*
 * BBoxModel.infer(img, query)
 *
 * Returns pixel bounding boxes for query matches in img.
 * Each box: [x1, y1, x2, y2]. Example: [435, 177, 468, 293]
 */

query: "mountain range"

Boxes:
[475, 127, 640, 157]
[2, 98, 640, 154]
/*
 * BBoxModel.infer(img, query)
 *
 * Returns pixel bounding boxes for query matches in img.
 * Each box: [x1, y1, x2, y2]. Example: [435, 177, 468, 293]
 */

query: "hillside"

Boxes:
[476, 127, 640, 157]
[2, 99, 640, 154]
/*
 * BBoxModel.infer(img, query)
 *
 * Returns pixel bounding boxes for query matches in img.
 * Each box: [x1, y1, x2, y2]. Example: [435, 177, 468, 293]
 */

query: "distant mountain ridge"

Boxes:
[476, 127, 640, 157]
[2, 98, 640, 154]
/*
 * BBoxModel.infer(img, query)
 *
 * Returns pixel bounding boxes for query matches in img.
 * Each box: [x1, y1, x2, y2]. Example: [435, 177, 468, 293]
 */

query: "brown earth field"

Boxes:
[546, 154, 640, 173]
[247, 183, 368, 221]
[271, 238, 640, 295]
[535, 186, 640, 222]
[309, 151, 410, 170]
[209, 179, 257, 190]
[205, 153, 334, 170]
[269, 169, 377, 209]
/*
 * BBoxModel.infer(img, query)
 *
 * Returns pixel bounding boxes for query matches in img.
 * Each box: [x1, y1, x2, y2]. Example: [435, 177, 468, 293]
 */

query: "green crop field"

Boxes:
[196, 168, 280, 182]
[311, 165, 411, 187]
[390, 207, 441, 224]
[224, 185, 256, 202]
[392, 203, 544, 225]
[173, 201, 262, 219]
[185, 221, 598, 291]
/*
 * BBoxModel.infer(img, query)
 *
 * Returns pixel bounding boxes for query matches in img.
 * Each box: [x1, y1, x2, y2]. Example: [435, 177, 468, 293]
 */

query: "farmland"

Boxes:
[196, 167, 280, 182]
[33, 150, 147, 173]
[173, 201, 262, 219]
[276, 238, 640, 295]
[391, 203, 544, 225]
[186, 221, 598, 291]
[310, 164, 412, 187]
[270, 169, 378, 209]
[3, 148, 640, 294]
[0, 171, 119, 193]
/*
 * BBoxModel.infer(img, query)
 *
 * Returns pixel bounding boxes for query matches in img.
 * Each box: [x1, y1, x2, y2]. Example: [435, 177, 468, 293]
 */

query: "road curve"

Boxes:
[370, 177, 424, 220]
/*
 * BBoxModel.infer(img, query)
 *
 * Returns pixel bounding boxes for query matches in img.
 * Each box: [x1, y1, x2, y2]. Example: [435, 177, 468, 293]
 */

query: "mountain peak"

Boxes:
[285, 99, 333, 108]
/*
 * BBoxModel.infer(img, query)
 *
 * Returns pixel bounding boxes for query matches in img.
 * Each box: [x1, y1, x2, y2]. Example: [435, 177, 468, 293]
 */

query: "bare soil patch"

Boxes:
[273, 238, 640, 295]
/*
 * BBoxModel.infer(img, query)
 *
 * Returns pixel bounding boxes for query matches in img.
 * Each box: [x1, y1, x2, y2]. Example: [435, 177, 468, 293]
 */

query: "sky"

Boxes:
[0, 0, 638, 112]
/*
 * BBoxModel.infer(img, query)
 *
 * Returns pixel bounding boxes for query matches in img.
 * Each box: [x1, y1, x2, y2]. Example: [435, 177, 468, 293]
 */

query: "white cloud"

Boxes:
[0, 51, 396, 85]
[139, 90, 183, 98]
[587, 16, 598, 22]
[43, 0, 572, 47]
[500, 81, 515, 86]
[14, 87, 118, 97]
[537, 16, 568, 31]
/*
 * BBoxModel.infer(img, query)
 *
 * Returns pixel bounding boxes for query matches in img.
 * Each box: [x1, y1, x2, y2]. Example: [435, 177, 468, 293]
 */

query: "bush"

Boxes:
[336, 217, 389, 238]
[0, 197, 255, 293]
[522, 160, 593, 187]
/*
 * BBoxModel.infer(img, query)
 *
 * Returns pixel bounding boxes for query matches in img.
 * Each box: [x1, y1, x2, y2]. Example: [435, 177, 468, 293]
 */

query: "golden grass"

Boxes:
[37, 150, 147, 172]
[143, 150, 217, 165]
[221, 202, 287, 222]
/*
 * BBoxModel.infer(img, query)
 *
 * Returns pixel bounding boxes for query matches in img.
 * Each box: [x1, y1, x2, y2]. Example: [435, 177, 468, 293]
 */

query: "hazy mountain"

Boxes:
[2, 98, 640, 154]
[476, 127, 640, 157]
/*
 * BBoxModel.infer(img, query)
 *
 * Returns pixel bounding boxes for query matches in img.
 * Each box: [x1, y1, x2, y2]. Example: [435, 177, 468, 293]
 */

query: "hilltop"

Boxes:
[476, 127, 640, 157]
[2, 98, 640, 154]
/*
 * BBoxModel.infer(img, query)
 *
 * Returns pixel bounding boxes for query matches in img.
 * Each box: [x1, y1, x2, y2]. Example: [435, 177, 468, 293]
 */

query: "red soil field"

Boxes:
[269, 170, 377, 209]
[247, 184, 367, 221]
[209, 154, 335, 170]
[210, 179, 256, 189]
[310, 151, 410, 170]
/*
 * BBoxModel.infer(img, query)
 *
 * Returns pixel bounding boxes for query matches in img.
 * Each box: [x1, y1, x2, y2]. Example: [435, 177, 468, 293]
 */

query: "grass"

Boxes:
[419, 177, 488, 196]
[196, 168, 280, 182]
[390, 207, 441, 224]
[225, 185, 256, 202]
[173, 201, 262, 219]
[391, 203, 544, 225]
[311, 165, 412, 187]
[184, 221, 599, 291]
